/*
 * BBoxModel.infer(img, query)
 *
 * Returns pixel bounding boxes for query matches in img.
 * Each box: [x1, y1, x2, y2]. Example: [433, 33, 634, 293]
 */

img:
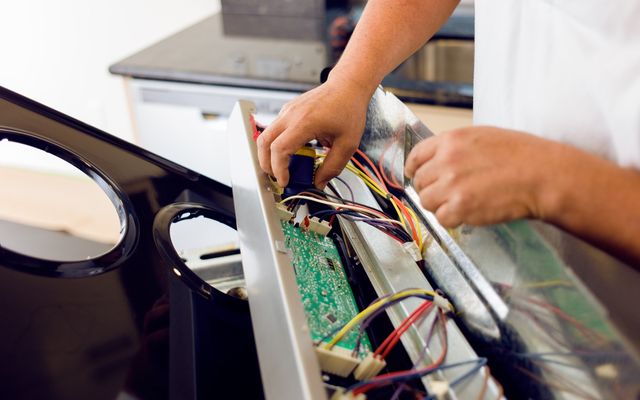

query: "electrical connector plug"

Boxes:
[315, 346, 360, 377]
[283, 146, 316, 199]
[302, 216, 332, 236]
[267, 176, 284, 196]
[353, 353, 387, 380]
[330, 388, 366, 400]
[429, 380, 449, 400]
[275, 203, 294, 221]
[433, 292, 454, 313]
[402, 241, 423, 262]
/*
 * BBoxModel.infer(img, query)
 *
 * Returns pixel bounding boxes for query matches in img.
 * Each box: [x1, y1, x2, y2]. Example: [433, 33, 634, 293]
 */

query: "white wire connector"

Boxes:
[315, 346, 360, 377]
[275, 203, 294, 221]
[429, 380, 450, 400]
[303, 216, 332, 236]
[402, 241, 423, 261]
[353, 353, 387, 380]
[268, 176, 284, 195]
[433, 292, 453, 313]
[330, 388, 367, 400]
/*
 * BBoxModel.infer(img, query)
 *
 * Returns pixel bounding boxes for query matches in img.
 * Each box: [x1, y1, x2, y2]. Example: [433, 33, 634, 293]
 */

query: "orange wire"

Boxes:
[350, 155, 385, 192]
[355, 148, 388, 191]
[393, 196, 419, 243]
[378, 137, 404, 190]
[388, 140, 403, 188]
[349, 153, 419, 242]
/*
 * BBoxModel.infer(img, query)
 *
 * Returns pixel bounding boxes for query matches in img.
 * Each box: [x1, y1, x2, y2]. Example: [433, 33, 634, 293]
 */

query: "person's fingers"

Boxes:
[315, 138, 358, 188]
[257, 118, 286, 175]
[278, 101, 292, 116]
[404, 137, 439, 178]
[270, 128, 316, 187]
[417, 180, 448, 212]
[411, 160, 439, 192]
[434, 201, 463, 228]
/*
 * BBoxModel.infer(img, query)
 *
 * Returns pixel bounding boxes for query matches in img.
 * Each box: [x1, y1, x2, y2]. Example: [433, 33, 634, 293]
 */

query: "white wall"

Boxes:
[0, 0, 221, 144]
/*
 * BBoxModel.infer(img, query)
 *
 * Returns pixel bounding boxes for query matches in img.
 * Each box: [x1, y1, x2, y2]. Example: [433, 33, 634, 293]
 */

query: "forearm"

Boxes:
[539, 144, 640, 266]
[328, 0, 459, 95]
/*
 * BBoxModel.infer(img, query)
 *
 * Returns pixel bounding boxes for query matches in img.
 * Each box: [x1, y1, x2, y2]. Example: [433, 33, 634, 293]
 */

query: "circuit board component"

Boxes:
[281, 221, 372, 374]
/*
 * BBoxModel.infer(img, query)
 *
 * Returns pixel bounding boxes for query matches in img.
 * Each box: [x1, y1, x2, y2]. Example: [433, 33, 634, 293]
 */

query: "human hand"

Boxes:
[404, 126, 562, 228]
[257, 77, 371, 188]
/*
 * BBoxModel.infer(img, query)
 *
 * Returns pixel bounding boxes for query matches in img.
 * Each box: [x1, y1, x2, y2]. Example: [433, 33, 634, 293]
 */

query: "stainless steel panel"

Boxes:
[333, 170, 503, 399]
[229, 100, 327, 400]
[358, 88, 640, 399]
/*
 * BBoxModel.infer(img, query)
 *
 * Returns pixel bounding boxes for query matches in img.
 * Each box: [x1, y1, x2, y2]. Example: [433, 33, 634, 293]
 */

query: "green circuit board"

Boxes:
[281, 221, 372, 357]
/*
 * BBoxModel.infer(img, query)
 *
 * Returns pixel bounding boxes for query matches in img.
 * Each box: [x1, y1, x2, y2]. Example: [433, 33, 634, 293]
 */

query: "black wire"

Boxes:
[305, 188, 396, 220]
[312, 209, 413, 243]
[333, 176, 355, 201]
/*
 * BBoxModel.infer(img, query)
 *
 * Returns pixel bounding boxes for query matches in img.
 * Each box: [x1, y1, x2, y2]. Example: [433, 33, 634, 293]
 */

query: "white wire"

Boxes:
[280, 195, 406, 228]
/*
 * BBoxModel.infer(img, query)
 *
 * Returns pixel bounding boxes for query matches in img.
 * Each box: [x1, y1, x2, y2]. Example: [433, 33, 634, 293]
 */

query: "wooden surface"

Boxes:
[407, 103, 473, 134]
[0, 166, 121, 244]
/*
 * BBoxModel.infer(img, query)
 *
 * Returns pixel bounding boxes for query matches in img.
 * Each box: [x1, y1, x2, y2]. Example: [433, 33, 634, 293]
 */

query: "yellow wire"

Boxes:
[524, 280, 573, 289]
[405, 205, 424, 251]
[315, 155, 387, 199]
[390, 198, 410, 233]
[323, 288, 442, 349]
[344, 164, 410, 233]
[317, 157, 417, 247]
[348, 164, 412, 236]
[344, 164, 387, 198]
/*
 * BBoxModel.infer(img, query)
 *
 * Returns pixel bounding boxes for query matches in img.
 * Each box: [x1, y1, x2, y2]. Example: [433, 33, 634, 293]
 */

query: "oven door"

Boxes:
[0, 86, 262, 400]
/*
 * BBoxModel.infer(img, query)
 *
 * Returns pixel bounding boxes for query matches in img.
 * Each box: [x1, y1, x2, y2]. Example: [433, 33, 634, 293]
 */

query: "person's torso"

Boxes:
[473, 0, 640, 168]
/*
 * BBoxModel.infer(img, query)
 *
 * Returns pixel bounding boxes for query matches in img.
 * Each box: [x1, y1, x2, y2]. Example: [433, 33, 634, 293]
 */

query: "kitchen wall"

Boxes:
[0, 0, 221, 145]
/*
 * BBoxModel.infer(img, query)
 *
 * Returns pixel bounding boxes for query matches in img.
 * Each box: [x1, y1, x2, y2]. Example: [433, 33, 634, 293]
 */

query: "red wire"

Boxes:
[355, 310, 448, 395]
[524, 295, 608, 345]
[375, 301, 433, 359]
[348, 155, 419, 242]
[374, 301, 430, 357]
[500, 283, 609, 345]
[350, 155, 385, 192]
[381, 304, 433, 359]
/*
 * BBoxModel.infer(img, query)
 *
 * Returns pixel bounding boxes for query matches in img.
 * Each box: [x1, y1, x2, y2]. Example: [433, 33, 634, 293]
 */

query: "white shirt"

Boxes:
[473, 0, 640, 168]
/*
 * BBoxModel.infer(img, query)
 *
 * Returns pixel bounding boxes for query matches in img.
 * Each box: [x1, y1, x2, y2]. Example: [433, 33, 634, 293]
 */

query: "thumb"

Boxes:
[315, 139, 357, 188]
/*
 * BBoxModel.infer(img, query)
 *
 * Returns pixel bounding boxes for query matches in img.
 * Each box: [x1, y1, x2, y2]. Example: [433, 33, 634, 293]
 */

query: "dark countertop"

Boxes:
[110, 12, 474, 107]
[110, 13, 319, 93]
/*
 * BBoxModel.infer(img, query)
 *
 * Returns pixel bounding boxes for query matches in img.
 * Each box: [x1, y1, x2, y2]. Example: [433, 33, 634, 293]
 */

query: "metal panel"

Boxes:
[228, 100, 326, 400]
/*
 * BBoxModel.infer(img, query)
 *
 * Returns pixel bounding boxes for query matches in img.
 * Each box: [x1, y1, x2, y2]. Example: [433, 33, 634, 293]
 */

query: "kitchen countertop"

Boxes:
[110, 12, 474, 107]
[110, 13, 318, 93]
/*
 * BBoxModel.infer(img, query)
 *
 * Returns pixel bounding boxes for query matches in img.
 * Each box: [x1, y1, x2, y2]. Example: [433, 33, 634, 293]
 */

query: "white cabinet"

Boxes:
[126, 79, 300, 186]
